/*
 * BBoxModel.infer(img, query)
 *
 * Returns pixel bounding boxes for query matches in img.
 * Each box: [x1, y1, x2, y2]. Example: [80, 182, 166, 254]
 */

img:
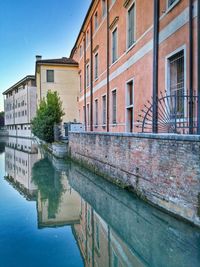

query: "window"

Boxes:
[86, 30, 89, 46]
[127, 80, 133, 106]
[102, 0, 106, 18]
[168, 0, 177, 8]
[87, 208, 91, 232]
[94, 12, 98, 31]
[112, 90, 117, 124]
[102, 95, 106, 125]
[80, 45, 82, 57]
[83, 106, 86, 125]
[112, 249, 119, 267]
[87, 103, 90, 126]
[127, 3, 135, 48]
[86, 64, 90, 87]
[46, 70, 54, 83]
[168, 50, 185, 118]
[94, 99, 98, 126]
[112, 28, 118, 63]
[94, 53, 99, 80]
[79, 75, 82, 92]
[126, 80, 134, 132]
[95, 222, 100, 250]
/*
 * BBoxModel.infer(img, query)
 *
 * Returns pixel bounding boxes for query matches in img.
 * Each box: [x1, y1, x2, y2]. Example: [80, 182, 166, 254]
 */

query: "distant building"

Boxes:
[35, 56, 80, 125]
[3, 75, 37, 137]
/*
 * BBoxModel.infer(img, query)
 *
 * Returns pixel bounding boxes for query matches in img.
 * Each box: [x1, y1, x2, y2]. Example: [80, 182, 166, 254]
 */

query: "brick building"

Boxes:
[71, 0, 199, 134]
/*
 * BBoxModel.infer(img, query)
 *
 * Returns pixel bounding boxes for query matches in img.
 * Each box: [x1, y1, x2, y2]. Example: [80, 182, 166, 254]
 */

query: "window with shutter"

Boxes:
[112, 90, 117, 124]
[128, 4, 135, 48]
[112, 28, 117, 63]
[102, 95, 106, 125]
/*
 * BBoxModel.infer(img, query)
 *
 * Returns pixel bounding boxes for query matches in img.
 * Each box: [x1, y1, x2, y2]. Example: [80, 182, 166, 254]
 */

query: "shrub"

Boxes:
[32, 91, 65, 143]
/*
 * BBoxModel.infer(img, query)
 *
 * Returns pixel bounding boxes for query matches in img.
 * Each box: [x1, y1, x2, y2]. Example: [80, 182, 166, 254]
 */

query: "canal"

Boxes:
[0, 137, 200, 267]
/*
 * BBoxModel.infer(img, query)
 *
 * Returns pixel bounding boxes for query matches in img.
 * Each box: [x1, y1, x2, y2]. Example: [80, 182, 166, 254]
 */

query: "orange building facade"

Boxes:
[71, 0, 199, 133]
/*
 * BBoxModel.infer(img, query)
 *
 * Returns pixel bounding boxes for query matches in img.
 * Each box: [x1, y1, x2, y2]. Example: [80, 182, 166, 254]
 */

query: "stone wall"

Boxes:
[68, 132, 200, 226]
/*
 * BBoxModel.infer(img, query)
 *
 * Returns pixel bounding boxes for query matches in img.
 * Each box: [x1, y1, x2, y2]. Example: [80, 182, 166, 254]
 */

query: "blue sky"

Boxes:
[0, 0, 91, 111]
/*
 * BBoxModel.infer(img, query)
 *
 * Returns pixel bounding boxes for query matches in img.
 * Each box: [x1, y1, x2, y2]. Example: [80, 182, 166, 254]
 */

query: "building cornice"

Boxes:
[2, 75, 35, 95]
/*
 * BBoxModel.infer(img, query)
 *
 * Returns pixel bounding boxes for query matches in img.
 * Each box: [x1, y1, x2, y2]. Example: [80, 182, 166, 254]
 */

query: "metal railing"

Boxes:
[137, 93, 199, 134]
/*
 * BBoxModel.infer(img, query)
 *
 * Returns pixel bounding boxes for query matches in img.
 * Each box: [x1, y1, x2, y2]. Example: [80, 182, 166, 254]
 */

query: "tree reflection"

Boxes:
[0, 142, 5, 155]
[32, 158, 64, 219]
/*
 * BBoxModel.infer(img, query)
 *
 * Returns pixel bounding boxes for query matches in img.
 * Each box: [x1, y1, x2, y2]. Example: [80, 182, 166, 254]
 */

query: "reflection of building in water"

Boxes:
[5, 137, 39, 199]
[68, 164, 200, 267]
[37, 172, 81, 228]
[73, 199, 143, 267]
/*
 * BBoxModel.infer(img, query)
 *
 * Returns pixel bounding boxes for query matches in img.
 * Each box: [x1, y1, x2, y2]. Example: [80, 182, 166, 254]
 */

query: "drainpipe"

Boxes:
[84, 33, 87, 131]
[197, 0, 200, 134]
[152, 0, 159, 133]
[189, 0, 194, 134]
[106, 0, 110, 132]
[40, 69, 42, 102]
[90, 20, 93, 131]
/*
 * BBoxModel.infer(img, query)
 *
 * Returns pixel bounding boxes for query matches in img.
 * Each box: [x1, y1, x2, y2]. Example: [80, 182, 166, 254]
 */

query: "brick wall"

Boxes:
[68, 132, 200, 226]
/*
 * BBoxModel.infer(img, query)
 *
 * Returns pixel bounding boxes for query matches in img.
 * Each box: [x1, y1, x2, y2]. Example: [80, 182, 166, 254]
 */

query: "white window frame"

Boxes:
[46, 69, 54, 83]
[167, 0, 180, 11]
[79, 74, 82, 92]
[125, 77, 135, 132]
[94, 52, 99, 80]
[111, 88, 117, 125]
[80, 45, 82, 57]
[94, 98, 99, 127]
[94, 12, 98, 31]
[86, 30, 89, 47]
[126, 1, 136, 50]
[86, 63, 90, 88]
[86, 103, 90, 126]
[165, 45, 187, 120]
[111, 26, 118, 64]
[102, 94, 107, 126]
[102, 0, 106, 18]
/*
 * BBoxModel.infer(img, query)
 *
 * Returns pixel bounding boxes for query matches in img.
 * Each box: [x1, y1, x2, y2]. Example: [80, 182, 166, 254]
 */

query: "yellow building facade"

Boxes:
[35, 56, 79, 124]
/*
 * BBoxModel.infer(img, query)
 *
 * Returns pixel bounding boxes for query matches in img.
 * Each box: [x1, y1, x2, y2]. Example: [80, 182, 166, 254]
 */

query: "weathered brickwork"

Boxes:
[69, 132, 200, 226]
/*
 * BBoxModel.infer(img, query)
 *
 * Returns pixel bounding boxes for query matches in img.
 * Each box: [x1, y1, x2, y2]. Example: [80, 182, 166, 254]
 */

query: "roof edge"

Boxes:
[3, 75, 35, 95]
[70, 0, 95, 58]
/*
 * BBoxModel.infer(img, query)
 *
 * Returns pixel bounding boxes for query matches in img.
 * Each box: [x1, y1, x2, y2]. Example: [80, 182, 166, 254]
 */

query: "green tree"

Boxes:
[32, 91, 65, 143]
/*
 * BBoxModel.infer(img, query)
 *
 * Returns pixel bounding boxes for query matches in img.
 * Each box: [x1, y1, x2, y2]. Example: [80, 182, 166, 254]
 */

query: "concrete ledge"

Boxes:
[70, 131, 200, 142]
[52, 142, 68, 159]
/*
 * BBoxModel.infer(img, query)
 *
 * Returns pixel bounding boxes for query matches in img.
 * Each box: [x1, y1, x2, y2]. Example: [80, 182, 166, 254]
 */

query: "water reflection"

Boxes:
[33, 158, 81, 228]
[5, 137, 38, 199]
[3, 138, 200, 267]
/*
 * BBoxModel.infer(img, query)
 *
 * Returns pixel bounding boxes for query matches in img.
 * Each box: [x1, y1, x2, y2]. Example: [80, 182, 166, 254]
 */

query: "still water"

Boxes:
[0, 137, 200, 267]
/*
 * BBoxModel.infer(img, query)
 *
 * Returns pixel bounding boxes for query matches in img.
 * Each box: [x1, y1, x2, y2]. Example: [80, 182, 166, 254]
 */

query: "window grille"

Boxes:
[169, 50, 184, 118]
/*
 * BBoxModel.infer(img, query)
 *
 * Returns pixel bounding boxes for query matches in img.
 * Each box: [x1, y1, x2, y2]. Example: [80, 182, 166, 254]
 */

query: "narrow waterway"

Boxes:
[0, 137, 200, 267]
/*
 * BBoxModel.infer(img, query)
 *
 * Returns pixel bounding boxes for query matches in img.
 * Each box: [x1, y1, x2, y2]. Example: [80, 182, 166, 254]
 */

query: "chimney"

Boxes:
[36, 55, 42, 61]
